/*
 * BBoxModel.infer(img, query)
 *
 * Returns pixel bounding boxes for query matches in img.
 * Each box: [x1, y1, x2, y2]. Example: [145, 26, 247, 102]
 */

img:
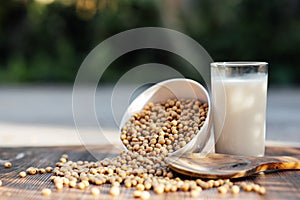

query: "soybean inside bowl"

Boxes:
[119, 78, 212, 156]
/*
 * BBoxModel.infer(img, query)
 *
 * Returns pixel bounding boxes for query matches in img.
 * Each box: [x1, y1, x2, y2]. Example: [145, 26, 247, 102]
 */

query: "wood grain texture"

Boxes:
[167, 153, 300, 179]
[0, 145, 299, 200]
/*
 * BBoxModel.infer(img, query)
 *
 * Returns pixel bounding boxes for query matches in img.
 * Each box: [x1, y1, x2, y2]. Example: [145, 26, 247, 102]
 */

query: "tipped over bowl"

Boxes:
[119, 78, 212, 156]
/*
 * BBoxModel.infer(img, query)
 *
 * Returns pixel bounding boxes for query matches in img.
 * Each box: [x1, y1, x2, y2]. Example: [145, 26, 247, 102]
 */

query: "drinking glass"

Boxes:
[211, 62, 268, 156]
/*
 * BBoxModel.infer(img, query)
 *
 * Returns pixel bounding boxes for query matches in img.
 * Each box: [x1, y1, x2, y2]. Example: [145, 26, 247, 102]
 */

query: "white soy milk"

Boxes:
[212, 74, 267, 156]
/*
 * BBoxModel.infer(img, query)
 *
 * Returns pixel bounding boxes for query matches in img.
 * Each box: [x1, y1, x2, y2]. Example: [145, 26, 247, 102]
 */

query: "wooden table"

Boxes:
[0, 145, 299, 200]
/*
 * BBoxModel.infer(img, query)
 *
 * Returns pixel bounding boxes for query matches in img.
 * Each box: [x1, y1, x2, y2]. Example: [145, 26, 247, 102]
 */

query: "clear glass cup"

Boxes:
[211, 62, 268, 156]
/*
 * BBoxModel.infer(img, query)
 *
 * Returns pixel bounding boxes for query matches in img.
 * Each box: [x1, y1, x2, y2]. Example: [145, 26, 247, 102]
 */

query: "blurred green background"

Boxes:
[1, 0, 300, 86]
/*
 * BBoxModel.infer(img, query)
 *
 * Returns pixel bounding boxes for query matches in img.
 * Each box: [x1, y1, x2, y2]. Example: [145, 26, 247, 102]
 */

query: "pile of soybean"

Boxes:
[8, 98, 265, 198]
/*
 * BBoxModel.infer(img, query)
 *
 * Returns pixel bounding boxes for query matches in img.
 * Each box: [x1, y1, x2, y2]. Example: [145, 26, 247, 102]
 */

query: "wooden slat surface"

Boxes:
[0, 145, 299, 200]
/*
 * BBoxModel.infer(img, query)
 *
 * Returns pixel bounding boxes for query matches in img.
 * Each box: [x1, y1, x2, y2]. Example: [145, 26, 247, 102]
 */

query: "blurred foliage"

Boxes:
[0, 0, 300, 85]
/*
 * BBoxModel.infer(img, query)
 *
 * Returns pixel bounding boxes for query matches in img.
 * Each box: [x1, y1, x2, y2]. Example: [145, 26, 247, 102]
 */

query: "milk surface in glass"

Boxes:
[211, 62, 268, 157]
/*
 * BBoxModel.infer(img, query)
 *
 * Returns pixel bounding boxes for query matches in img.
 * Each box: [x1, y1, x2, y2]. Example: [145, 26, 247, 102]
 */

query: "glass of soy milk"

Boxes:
[211, 62, 268, 157]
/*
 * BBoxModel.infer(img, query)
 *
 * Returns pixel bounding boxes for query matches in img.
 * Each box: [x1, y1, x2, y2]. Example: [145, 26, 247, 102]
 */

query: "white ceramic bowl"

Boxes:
[119, 78, 212, 156]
